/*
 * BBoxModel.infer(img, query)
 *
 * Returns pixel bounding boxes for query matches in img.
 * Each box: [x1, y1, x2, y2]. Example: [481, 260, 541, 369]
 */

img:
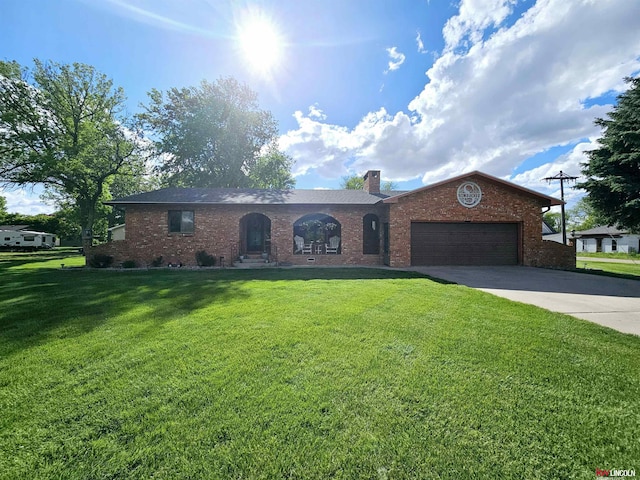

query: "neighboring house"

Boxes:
[573, 226, 639, 254]
[108, 224, 126, 241]
[542, 220, 557, 236]
[90, 170, 575, 268]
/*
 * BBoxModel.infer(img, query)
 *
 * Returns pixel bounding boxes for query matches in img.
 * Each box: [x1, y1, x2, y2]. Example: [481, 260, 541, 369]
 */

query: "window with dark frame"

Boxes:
[168, 210, 194, 234]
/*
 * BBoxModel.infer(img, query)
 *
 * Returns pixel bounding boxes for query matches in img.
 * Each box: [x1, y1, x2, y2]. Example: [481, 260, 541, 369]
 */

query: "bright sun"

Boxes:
[237, 14, 284, 77]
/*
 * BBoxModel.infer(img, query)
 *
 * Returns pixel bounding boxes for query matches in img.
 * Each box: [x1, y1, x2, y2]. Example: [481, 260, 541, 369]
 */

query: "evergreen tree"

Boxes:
[579, 77, 640, 231]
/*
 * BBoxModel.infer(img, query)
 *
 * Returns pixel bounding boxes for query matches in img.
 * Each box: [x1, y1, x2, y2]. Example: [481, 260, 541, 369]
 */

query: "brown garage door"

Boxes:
[411, 222, 519, 265]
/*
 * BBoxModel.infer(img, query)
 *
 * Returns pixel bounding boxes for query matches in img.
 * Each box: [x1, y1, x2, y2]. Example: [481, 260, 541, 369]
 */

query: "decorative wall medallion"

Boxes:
[457, 181, 482, 208]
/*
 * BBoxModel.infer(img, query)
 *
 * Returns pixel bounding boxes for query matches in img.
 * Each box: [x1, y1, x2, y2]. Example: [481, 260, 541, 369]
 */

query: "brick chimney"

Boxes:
[363, 170, 381, 194]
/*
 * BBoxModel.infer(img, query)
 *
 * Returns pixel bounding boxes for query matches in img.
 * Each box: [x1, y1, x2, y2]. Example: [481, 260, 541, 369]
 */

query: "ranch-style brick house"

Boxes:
[90, 170, 575, 269]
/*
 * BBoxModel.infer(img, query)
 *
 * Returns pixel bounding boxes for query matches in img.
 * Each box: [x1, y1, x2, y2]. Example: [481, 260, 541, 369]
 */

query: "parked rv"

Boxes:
[0, 230, 57, 251]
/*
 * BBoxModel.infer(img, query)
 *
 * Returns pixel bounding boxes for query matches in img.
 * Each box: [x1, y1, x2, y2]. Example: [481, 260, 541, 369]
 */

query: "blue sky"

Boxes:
[1, 0, 639, 214]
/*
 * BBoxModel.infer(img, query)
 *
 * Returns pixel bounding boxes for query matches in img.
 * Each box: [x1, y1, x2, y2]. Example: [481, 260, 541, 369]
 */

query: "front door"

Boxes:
[243, 213, 271, 254]
[247, 222, 264, 252]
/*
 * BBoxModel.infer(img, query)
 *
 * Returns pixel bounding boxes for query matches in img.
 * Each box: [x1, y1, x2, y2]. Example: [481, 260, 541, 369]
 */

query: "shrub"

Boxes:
[89, 254, 113, 268]
[195, 250, 216, 267]
[150, 256, 163, 267]
[122, 260, 137, 269]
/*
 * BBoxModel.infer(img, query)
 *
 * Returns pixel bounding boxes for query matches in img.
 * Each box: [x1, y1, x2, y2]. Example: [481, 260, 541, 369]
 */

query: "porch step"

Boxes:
[233, 255, 275, 268]
[233, 260, 276, 268]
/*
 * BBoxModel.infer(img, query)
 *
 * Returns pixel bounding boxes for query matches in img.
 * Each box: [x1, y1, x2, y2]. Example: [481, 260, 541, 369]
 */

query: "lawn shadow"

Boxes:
[220, 266, 454, 283]
[0, 267, 450, 356]
[0, 251, 84, 269]
[0, 269, 250, 356]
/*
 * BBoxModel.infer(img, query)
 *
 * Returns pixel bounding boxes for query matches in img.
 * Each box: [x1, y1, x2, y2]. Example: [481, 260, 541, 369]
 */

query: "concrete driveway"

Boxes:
[409, 266, 640, 336]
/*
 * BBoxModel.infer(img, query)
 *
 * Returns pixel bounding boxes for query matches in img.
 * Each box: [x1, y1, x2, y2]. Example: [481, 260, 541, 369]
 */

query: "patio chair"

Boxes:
[294, 235, 304, 253]
[302, 242, 313, 254]
[325, 235, 340, 254]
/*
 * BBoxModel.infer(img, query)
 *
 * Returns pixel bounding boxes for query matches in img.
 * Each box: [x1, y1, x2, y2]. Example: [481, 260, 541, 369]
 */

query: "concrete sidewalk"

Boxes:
[410, 266, 640, 336]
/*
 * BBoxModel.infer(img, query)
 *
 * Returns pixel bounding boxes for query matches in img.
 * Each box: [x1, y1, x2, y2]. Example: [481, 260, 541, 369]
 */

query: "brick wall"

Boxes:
[89, 203, 386, 267]
[385, 174, 571, 268]
[532, 240, 576, 269]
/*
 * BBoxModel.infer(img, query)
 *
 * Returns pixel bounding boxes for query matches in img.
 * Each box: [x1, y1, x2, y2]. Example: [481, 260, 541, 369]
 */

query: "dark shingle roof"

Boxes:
[107, 188, 401, 206]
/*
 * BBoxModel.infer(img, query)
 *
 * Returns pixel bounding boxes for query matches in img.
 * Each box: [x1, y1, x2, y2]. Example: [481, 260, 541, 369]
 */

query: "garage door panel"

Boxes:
[411, 223, 518, 265]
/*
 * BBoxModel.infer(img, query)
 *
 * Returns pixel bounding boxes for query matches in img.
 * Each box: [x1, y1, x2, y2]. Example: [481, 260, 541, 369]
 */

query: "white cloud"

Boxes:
[279, 111, 356, 178]
[281, 0, 640, 191]
[509, 139, 598, 206]
[416, 31, 428, 54]
[443, 0, 517, 52]
[1, 187, 55, 215]
[385, 47, 406, 73]
[307, 104, 326, 120]
[511, 140, 596, 191]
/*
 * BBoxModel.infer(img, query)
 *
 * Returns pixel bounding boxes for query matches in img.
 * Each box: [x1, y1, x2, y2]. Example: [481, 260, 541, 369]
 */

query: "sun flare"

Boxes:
[237, 13, 284, 77]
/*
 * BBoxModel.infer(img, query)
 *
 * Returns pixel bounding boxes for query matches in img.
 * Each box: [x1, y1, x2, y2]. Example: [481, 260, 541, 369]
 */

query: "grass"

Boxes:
[576, 252, 639, 260]
[574, 252, 640, 278]
[0, 247, 86, 271]
[575, 260, 640, 278]
[1, 252, 639, 479]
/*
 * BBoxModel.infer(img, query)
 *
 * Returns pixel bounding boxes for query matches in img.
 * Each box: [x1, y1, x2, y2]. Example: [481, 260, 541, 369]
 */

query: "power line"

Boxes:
[543, 171, 578, 245]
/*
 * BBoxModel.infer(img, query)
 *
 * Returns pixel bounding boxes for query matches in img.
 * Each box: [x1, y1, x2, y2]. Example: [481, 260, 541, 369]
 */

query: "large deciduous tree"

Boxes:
[0, 195, 7, 222]
[542, 211, 562, 232]
[249, 147, 296, 189]
[340, 174, 398, 190]
[579, 76, 640, 232]
[138, 77, 293, 188]
[340, 175, 364, 190]
[566, 197, 604, 231]
[0, 60, 146, 248]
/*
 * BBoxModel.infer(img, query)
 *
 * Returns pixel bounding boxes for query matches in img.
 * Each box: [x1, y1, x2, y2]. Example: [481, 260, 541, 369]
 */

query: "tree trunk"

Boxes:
[79, 203, 95, 255]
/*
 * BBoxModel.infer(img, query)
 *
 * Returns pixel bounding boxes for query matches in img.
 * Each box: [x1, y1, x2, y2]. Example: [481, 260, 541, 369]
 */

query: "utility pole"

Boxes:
[543, 171, 578, 245]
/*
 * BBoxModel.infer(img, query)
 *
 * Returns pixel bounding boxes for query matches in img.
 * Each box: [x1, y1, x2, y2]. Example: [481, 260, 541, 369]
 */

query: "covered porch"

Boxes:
[292, 213, 341, 255]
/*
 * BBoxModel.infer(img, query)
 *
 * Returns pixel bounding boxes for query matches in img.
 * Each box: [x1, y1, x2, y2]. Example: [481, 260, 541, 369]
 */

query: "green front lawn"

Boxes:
[1, 255, 639, 479]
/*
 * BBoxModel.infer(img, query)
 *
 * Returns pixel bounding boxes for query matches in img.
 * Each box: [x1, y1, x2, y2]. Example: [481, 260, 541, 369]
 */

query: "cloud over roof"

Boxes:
[281, 0, 640, 192]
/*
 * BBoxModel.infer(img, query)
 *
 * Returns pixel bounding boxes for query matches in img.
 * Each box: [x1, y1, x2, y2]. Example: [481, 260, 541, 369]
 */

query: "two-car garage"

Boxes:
[382, 171, 571, 268]
[410, 222, 519, 266]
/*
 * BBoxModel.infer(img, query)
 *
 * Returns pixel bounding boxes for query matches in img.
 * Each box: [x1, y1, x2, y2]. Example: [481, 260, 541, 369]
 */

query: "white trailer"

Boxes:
[0, 230, 57, 251]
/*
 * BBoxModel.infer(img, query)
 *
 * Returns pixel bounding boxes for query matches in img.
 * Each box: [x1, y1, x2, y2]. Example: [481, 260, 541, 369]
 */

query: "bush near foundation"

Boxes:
[89, 254, 113, 268]
[195, 250, 216, 267]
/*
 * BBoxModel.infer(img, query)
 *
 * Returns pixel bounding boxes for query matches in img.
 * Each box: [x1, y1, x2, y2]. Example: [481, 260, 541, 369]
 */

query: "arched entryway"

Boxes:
[293, 213, 341, 254]
[240, 213, 271, 255]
